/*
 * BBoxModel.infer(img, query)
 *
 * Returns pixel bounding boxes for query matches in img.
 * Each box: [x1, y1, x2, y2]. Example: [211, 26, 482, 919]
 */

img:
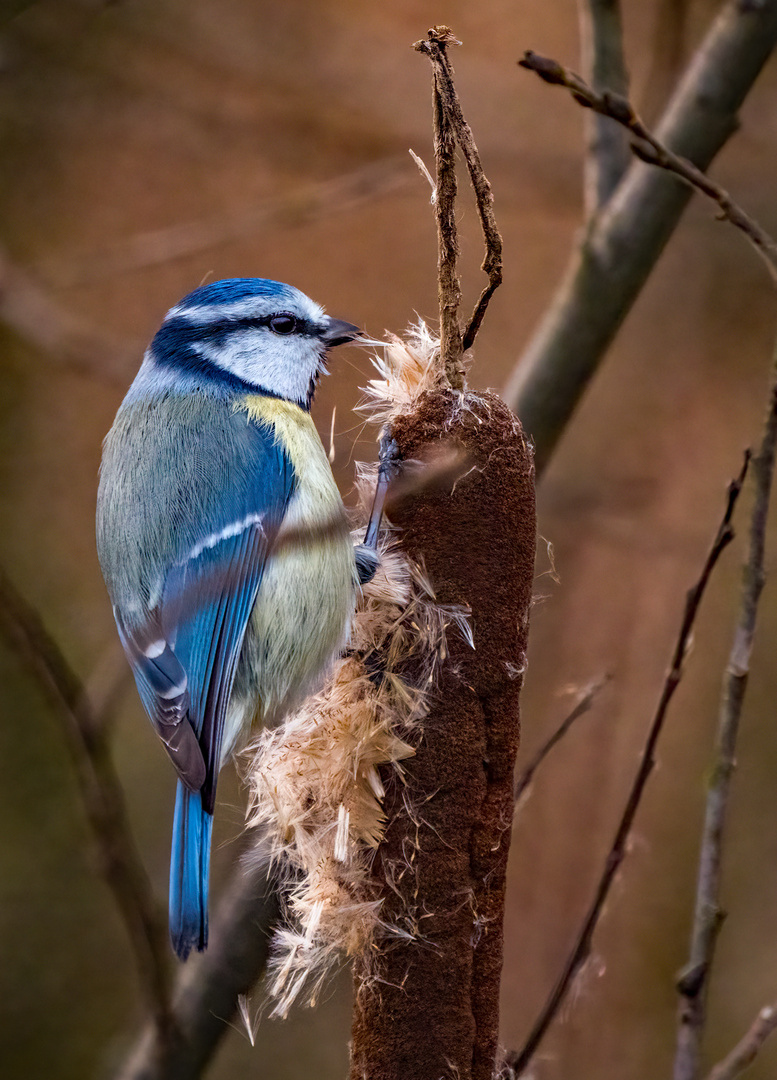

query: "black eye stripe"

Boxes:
[222, 312, 318, 336]
[156, 312, 322, 349]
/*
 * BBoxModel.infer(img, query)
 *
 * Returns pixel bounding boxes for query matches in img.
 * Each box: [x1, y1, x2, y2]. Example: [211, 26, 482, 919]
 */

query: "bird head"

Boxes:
[147, 278, 362, 409]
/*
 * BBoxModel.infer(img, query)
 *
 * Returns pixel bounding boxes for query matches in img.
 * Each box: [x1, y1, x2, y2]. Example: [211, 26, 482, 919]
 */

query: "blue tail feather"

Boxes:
[169, 782, 213, 960]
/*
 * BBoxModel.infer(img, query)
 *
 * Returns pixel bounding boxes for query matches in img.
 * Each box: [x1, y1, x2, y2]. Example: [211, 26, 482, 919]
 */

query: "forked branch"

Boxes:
[414, 26, 503, 381]
[518, 50, 777, 280]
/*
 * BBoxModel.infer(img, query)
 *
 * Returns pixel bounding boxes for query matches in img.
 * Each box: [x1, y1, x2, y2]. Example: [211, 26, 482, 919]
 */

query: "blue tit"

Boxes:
[96, 277, 363, 960]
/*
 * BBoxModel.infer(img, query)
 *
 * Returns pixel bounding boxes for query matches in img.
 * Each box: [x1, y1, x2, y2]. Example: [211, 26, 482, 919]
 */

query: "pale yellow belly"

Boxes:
[237, 509, 354, 727]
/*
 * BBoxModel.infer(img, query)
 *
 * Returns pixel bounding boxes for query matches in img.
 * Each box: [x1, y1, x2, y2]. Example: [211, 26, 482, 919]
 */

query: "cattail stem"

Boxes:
[349, 390, 535, 1080]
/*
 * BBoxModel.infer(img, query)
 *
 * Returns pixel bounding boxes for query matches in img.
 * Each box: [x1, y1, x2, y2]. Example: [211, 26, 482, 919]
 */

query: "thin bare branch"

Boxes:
[0, 568, 174, 1043]
[508, 453, 749, 1076]
[518, 50, 777, 280]
[703, 1002, 777, 1080]
[1, 575, 282, 1080]
[674, 348, 777, 1080]
[577, 0, 630, 213]
[506, 0, 777, 474]
[513, 674, 611, 805]
[420, 29, 503, 351]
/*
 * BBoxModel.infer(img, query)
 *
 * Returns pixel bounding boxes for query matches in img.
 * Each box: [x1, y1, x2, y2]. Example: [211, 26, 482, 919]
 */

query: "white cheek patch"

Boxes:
[183, 512, 266, 564]
[193, 331, 323, 405]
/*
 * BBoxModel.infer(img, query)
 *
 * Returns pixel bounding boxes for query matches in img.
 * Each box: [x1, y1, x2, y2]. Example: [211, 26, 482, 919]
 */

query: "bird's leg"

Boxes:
[354, 432, 402, 584]
[364, 433, 401, 549]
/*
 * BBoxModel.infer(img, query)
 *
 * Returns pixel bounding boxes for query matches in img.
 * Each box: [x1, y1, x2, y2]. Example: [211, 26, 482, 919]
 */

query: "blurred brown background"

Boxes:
[3, 0, 777, 1077]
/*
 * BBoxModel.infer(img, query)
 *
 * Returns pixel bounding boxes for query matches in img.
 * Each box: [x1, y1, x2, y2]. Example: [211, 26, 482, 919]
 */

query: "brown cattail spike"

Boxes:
[349, 385, 536, 1080]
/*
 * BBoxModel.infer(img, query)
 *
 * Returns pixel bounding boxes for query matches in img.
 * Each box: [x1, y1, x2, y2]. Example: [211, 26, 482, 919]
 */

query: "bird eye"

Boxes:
[269, 313, 297, 335]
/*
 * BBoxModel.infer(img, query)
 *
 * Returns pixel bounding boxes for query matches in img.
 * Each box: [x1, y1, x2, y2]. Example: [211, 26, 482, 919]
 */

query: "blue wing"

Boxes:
[116, 613, 207, 791]
[160, 512, 273, 811]
[115, 411, 295, 802]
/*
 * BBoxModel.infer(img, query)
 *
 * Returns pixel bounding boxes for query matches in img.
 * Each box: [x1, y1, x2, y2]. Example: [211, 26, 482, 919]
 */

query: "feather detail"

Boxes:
[169, 781, 213, 959]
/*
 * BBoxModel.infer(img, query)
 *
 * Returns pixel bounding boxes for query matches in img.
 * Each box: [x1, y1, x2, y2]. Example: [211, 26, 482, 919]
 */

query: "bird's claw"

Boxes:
[354, 543, 381, 585]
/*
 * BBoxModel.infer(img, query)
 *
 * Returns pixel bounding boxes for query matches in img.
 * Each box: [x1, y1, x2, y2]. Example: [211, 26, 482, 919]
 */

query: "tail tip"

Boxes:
[170, 921, 208, 961]
[170, 783, 213, 961]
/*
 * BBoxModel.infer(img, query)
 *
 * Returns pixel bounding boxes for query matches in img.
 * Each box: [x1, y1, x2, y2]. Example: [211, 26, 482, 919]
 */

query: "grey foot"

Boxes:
[354, 544, 381, 585]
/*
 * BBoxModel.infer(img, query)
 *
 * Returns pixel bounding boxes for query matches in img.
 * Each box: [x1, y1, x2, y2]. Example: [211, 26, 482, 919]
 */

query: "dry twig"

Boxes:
[508, 454, 749, 1076]
[518, 50, 777, 281]
[519, 47, 777, 1080]
[520, 35, 777, 1080]
[674, 350, 777, 1080]
[414, 25, 503, 378]
[703, 1002, 777, 1080]
[513, 674, 611, 805]
[419, 30, 503, 350]
[0, 573, 281, 1079]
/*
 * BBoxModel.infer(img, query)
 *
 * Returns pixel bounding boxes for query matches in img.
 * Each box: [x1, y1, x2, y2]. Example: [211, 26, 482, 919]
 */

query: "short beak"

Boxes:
[321, 317, 363, 348]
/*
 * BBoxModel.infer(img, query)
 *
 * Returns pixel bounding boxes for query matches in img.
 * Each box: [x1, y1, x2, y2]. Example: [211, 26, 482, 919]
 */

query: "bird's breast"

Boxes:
[226, 395, 356, 749]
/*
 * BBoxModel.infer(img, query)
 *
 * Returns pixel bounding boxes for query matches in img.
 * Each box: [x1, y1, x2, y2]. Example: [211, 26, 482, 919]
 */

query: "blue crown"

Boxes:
[177, 277, 295, 312]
